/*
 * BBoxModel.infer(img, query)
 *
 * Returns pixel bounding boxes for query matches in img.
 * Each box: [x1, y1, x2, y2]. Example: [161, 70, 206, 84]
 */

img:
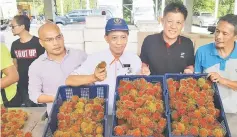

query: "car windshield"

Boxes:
[201, 13, 212, 17]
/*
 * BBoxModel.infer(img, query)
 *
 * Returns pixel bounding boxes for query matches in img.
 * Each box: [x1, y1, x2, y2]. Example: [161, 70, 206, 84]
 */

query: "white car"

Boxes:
[192, 12, 216, 27]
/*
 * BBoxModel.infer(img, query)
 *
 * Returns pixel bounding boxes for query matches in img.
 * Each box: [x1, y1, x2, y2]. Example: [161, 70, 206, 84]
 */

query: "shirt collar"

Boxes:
[211, 42, 237, 59]
[160, 31, 181, 47]
[42, 48, 70, 61]
[107, 49, 125, 65]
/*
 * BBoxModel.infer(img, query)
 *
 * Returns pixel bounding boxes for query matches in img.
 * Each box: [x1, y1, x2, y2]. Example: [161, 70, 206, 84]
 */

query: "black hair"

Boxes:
[218, 14, 237, 35]
[164, 2, 188, 20]
[13, 15, 31, 31]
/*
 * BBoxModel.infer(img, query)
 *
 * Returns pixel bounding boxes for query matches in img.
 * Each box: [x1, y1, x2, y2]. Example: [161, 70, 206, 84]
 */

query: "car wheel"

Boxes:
[56, 22, 64, 27]
[199, 21, 203, 28]
[1, 25, 8, 31]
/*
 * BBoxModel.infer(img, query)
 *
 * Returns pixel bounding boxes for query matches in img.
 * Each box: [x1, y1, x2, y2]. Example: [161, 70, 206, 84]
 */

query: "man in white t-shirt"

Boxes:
[66, 18, 150, 115]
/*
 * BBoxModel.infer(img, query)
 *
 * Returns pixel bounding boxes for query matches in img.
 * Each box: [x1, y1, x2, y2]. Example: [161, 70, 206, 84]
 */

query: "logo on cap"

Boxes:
[114, 18, 122, 25]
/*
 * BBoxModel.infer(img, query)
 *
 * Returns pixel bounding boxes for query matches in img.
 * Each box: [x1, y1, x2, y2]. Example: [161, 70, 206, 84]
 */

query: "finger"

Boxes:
[98, 72, 107, 78]
[213, 79, 219, 83]
[209, 76, 215, 82]
[211, 76, 219, 82]
[142, 63, 149, 67]
[99, 68, 106, 72]
[97, 68, 106, 73]
[207, 73, 214, 78]
[212, 75, 218, 81]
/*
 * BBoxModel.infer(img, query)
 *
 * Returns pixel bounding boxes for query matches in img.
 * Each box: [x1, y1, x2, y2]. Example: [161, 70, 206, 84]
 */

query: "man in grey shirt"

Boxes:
[28, 23, 87, 113]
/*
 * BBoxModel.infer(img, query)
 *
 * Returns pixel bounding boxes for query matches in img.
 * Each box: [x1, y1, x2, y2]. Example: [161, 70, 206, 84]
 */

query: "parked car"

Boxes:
[65, 9, 113, 23]
[91, 9, 113, 20]
[1, 19, 9, 30]
[207, 25, 216, 34]
[192, 12, 216, 27]
[133, 0, 155, 24]
[66, 10, 92, 23]
[55, 15, 71, 25]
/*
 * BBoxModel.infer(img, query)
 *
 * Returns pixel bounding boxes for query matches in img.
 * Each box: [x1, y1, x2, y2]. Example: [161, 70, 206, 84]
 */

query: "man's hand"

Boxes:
[207, 72, 224, 83]
[183, 68, 193, 74]
[183, 65, 194, 74]
[94, 67, 107, 81]
[141, 63, 150, 75]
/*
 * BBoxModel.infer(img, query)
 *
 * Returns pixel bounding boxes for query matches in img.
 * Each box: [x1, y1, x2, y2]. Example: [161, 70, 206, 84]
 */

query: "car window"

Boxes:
[201, 13, 212, 17]
[68, 14, 78, 17]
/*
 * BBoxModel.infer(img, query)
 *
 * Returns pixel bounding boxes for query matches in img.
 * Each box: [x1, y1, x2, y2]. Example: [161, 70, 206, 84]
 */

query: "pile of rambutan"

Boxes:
[1, 105, 32, 137]
[54, 96, 105, 137]
[114, 78, 167, 137]
[167, 77, 225, 137]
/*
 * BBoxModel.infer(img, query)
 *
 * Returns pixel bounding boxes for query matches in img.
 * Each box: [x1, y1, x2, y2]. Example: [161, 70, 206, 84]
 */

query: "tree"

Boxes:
[55, 0, 97, 15]
[193, 0, 215, 13]
[219, 0, 234, 17]
[193, 0, 234, 18]
[123, 0, 133, 24]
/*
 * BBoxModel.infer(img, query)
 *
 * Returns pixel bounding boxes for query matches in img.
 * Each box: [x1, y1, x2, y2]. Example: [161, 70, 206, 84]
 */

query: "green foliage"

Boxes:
[193, 0, 234, 18]
[55, 0, 97, 15]
[123, 0, 133, 24]
[218, 0, 234, 17]
[193, 0, 215, 13]
[28, 0, 235, 20]
[165, 0, 183, 5]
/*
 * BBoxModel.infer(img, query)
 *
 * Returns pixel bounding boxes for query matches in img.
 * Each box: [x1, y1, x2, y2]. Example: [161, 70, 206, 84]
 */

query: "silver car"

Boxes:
[55, 15, 71, 25]
[192, 12, 216, 27]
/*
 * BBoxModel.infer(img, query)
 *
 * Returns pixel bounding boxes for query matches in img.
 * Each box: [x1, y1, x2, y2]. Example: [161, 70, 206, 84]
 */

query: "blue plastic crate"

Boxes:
[111, 75, 170, 137]
[164, 73, 231, 137]
[42, 85, 109, 137]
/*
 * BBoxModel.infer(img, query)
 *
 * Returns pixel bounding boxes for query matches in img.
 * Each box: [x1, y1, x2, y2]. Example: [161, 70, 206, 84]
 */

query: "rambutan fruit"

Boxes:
[199, 128, 209, 137]
[176, 122, 185, 132]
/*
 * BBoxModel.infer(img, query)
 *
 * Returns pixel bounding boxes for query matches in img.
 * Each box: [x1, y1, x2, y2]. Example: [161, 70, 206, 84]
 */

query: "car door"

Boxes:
[78, 10, 92, 23]
[67, 13, 78, 22]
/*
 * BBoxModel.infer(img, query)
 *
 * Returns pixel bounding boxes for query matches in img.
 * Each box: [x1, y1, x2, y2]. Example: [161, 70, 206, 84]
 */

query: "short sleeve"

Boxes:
[1, 44, 13, 70]
[10, 42, 16, 58]
[140, 36, 150, 65]
[186, 39, 195, 66]
[132, 55, 142, 74]
[194, 48, 203, 73]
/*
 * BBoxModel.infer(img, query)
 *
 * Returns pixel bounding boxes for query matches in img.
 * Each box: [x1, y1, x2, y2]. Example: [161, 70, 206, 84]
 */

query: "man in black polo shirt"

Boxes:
[140, 2, 194, 75]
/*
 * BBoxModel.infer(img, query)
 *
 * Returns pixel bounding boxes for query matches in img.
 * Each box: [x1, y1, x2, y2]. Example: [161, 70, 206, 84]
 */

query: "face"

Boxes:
[104, 31, 128, 57]
[10, 19, 24, 36]
[39, 28, 65, 56]
[161, 12, 185, 41]
[215, 21, 237, 48]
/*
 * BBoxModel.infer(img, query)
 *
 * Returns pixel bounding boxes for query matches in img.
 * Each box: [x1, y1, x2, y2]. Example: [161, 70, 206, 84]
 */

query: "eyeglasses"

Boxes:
[41, 34, 63, 43]
[10, 25, 20, 29]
